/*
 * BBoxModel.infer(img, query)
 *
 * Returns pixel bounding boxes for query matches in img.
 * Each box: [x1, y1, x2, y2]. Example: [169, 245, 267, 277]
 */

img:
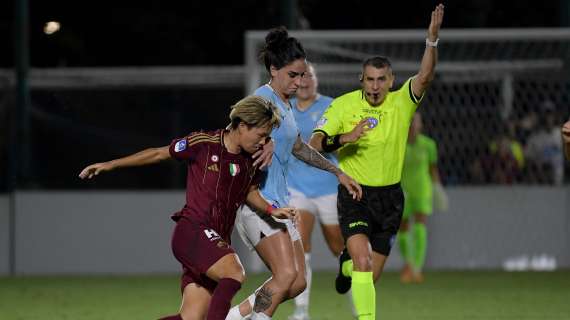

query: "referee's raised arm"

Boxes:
[411, 3, 444, 99]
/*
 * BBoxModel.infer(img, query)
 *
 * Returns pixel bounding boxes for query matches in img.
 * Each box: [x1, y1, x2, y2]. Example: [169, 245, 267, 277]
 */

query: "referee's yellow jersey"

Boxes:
[314, 77, 422, 186]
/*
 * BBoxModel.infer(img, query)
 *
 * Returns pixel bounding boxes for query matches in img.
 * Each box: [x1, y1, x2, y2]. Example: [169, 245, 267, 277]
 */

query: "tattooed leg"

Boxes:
[253, 286, 274, 313]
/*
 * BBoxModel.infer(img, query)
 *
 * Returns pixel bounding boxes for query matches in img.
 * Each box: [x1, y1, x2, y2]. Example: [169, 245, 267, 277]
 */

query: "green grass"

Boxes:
[1, 271, 569, 319]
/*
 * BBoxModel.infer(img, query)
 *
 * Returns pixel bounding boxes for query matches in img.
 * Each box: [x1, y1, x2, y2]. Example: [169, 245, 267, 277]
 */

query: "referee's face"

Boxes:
[361, 65, 394, 106]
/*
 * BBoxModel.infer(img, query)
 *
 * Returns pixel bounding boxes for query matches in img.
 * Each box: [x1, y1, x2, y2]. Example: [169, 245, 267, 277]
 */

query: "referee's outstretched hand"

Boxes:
[428, 4, 445, 40]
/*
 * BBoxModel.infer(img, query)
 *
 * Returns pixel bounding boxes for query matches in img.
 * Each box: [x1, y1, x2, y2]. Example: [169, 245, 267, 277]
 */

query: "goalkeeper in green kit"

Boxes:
[398, 113, 448, 284]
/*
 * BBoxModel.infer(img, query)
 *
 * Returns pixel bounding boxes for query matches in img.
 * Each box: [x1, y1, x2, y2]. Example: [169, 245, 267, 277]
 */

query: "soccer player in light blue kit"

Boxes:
[287, 63, 351, 320]
[227, 27, 361, 320]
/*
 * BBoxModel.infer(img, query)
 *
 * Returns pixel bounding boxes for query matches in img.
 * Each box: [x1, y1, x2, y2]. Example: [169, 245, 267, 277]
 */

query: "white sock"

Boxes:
[225, 306, 244, 320]
[294, 253, 312, 311]
[251, 312, 271, 320]
[225, 293, 256, 320]
[247, 292, 256, 310]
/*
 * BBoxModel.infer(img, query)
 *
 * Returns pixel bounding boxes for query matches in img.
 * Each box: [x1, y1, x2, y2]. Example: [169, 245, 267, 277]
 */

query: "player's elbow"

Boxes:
[416, 72, 435, 87]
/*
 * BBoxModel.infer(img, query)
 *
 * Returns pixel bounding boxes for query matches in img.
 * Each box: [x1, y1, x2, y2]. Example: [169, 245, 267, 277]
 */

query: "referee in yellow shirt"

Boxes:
[309, 4, 444, 319]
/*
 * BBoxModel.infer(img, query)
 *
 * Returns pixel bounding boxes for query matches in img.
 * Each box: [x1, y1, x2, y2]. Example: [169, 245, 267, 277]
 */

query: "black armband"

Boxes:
[322, 134, 343, 152]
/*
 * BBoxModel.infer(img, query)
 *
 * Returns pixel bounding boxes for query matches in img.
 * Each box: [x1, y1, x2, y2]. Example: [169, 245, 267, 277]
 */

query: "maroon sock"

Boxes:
[207, 278, 242, 320]
[158, 315, 182, 320]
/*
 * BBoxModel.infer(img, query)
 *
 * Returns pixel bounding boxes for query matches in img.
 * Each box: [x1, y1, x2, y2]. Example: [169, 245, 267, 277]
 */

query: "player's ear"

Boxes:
[359, 74, 363, 82]
[270, 65, 278, 78]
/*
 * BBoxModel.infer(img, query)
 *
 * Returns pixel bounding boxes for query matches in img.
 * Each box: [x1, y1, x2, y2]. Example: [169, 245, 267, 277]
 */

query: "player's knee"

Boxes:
[352, 255, 373, 272]
[289, 275, 307, 298]
[180, 308, 203, 320]
[272, 266, 297, 290]
[222, 266, 246, 283]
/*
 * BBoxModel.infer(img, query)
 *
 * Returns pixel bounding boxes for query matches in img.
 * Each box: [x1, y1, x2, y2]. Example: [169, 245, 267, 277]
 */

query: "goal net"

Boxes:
[245, 28, 570, 185]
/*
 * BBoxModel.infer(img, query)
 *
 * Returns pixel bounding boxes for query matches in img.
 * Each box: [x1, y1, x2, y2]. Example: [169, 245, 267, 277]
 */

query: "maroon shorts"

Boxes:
[171, 217, 235, 294]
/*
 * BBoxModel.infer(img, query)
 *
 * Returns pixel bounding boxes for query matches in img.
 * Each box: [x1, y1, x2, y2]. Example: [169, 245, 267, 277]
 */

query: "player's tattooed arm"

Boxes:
[253, 286, 273, 313]
[292, 135, 343, 176]
[293, 135, 363, 200]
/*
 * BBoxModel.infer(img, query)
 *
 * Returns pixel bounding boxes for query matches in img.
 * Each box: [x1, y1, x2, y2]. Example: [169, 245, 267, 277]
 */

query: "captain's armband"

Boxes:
[322, 134, 343, 152]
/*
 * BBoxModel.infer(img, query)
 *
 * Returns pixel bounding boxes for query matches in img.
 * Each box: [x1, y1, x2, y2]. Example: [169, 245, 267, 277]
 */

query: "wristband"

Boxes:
[322, 134, 343, 152]
[426, 38, 439, 47]
[265, 204, 274, 215]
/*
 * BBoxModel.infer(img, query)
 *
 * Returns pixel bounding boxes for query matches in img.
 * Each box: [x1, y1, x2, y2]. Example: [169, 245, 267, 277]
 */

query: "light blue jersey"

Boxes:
[254, 85, 299, 207]
[288, 95, 339, 197]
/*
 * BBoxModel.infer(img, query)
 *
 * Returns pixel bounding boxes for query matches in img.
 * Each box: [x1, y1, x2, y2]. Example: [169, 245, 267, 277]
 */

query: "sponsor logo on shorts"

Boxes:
[217, 240, 229, 249]
[349, 221, 368, 228]
[174, 139, 187, 152]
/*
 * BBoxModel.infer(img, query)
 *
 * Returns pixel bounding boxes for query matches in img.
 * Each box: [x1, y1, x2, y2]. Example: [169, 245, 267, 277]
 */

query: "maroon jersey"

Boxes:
[169, 129, 262, 241]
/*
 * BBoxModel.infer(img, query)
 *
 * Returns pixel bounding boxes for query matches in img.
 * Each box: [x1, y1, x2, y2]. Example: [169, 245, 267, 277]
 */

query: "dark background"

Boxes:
[1, 1, 568, 67]
[1, 1, 569, 190]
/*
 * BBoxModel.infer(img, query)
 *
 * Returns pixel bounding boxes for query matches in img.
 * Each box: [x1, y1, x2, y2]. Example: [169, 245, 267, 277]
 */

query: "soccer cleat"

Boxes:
[335, 249, 352, 294]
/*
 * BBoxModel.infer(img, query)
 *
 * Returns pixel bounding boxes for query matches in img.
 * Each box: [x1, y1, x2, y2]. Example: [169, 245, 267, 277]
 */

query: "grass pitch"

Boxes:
[1, 271, 569, 319]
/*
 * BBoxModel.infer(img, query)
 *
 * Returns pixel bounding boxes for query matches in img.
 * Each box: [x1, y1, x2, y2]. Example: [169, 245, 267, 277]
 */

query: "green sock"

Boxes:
[342, 259, 353, 277]
[351, 271, 375, 320]
[398, 230, 412, 265]
[412, 223, 427, 272]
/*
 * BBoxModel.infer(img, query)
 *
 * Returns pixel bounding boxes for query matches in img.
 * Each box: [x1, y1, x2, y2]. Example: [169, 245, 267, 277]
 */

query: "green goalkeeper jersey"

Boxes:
[401, 134, 437, 199]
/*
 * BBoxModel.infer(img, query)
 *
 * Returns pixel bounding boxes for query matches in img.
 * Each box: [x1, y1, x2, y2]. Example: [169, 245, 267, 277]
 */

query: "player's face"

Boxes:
[238, 123, 273, 154]
[270, 59, 307, 99]
[296, 65, 318, 101]
[361, 65, 394, 106]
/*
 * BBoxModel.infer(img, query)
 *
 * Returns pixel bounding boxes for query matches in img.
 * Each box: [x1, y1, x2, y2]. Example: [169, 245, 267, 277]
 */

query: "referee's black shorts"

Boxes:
[337, 182, 404, 256]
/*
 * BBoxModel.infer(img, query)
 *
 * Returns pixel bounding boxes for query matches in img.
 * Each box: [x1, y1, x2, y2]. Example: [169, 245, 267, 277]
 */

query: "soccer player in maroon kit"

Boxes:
[79, 95, 297, 320]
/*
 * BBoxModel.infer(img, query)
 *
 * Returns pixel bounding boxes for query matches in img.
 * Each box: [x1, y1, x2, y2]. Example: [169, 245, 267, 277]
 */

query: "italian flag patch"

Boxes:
[229, 163, 240, 176]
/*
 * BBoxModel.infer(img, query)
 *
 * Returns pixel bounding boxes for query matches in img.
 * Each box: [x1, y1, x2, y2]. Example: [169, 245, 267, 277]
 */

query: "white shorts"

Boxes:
[235, 204, 301, 251]
[288, 188, 339, 225]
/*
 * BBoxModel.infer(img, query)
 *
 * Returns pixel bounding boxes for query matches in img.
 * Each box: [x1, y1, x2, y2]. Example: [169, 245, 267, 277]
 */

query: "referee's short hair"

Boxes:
[362, 56, 392, 70]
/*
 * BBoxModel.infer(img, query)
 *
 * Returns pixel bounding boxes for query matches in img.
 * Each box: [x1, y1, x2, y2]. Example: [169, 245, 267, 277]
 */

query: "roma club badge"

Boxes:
[229, 163, 240, 176]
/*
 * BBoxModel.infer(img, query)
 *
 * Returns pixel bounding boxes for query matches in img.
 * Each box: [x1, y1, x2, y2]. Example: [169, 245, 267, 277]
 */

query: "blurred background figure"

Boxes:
[287, 62, 352, 320]
[470, 122, 524, 184]
[398, 113, 447, 284]
[563, 119, 570, 161]
[524, 100, 564, 185]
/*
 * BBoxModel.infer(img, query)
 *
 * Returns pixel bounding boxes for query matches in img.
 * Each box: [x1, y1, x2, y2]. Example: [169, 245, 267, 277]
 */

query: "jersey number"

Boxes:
[204, 229, 220, 239]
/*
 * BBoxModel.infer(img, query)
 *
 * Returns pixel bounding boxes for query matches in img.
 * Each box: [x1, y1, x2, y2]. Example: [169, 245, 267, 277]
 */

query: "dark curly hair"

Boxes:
[259, 26, 306, 72]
